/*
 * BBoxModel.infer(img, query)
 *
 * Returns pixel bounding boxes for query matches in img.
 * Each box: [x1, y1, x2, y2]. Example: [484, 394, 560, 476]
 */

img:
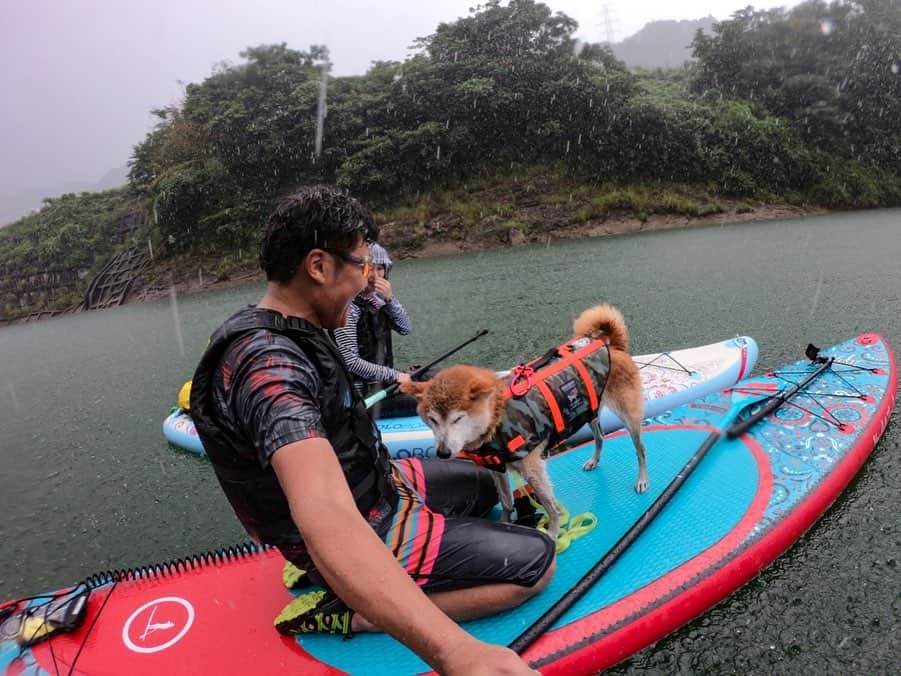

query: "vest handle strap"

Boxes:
[509, 365, 535, 398]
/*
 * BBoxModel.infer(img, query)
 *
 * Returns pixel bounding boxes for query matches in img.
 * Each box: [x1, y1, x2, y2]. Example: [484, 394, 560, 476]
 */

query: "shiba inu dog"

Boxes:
[401, 304, 649, 539]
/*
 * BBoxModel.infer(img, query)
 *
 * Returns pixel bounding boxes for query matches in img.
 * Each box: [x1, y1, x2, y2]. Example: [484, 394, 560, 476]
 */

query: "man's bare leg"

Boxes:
[352, 557, 556, 632]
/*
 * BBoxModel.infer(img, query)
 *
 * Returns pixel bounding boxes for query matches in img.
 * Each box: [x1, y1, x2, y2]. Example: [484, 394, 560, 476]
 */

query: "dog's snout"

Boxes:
[436, 447, 452, 459]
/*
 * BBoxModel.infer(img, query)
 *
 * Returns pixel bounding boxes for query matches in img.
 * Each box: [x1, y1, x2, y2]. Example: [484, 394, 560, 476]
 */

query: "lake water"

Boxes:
[1, 209, 899, 672]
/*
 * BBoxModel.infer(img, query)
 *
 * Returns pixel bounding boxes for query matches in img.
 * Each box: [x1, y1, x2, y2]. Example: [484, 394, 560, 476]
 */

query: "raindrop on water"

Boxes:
[809, 269, 824, 318]
[169, 286, 185, 358]
[7, 382, 19, 412]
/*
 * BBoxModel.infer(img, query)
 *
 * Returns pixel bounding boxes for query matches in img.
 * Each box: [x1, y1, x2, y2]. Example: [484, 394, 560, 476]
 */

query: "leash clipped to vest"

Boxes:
[364, 329, 489, 409]
[510, 473, 597, 554]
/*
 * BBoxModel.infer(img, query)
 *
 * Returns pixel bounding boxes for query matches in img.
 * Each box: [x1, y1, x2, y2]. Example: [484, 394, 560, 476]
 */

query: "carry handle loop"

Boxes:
[508, 365, 535, 397]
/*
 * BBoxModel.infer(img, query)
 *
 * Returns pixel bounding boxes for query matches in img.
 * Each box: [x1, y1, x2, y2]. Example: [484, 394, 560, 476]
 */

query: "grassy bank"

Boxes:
[125, 172, 826, 306]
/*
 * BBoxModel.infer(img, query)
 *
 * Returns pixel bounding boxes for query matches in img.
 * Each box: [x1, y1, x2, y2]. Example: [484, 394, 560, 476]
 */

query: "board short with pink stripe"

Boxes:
[384, 458, 555, 591]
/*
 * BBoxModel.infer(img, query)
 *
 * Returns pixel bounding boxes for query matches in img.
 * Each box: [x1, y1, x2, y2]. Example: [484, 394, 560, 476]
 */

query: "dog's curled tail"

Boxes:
[573, 304, 629, 351]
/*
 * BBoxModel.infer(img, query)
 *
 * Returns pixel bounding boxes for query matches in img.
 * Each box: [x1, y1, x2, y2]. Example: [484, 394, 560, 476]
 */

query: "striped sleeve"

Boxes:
[333, 303, 399, 384]
[384, 298, 412, 335]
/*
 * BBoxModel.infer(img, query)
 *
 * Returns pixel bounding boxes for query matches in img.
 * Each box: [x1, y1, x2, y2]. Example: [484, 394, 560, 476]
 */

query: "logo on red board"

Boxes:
[122, 596, 195, 653]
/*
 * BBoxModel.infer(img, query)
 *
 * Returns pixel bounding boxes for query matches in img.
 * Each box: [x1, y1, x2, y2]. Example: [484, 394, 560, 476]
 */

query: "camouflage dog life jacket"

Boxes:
[461, 337, 611, 472]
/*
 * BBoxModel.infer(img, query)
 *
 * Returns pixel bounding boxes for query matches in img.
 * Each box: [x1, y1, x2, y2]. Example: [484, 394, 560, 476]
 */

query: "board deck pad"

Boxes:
[6, 334, 894, 675]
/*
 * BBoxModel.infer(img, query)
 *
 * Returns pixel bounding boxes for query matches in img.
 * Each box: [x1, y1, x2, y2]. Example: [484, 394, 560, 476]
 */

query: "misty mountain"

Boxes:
[0, 165, 129, 227]
[611, 17, 716, 70]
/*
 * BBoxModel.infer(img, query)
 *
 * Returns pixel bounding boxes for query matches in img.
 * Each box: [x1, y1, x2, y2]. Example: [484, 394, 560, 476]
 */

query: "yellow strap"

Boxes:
[512, 472, 597, 554]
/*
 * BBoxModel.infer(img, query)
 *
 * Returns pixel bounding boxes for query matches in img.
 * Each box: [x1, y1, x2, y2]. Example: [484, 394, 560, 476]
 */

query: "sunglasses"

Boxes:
[322, 249, 374, 277]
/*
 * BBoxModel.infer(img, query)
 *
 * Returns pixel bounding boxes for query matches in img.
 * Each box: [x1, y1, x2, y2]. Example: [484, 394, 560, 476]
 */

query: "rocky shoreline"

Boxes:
[132, 200, 826, 305]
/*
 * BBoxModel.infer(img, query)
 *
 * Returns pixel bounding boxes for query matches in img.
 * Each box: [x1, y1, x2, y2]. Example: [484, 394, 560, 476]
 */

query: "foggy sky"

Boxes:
[0, 0, 800, 199]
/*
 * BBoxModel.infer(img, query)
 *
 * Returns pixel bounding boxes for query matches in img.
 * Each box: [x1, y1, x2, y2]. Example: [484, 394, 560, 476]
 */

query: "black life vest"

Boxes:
[190, 307, 397, 549]
[353, 296, 394, 372]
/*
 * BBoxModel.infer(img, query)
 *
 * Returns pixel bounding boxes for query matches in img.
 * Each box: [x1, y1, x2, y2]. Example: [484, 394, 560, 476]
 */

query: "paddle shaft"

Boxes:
[364, 329, 489, 408]
[509, 353, 833, 655]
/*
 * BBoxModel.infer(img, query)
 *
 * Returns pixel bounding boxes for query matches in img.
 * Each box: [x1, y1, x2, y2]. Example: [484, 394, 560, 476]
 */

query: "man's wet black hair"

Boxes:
[259, 186, 378, 283]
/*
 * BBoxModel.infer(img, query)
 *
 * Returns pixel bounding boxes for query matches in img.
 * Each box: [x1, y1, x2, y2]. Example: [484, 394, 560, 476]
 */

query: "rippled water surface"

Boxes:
[1, 209, 899, 672]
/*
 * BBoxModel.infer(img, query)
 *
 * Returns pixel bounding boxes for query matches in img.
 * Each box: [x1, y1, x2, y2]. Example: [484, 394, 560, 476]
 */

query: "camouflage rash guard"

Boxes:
[465, 338, 611, 472]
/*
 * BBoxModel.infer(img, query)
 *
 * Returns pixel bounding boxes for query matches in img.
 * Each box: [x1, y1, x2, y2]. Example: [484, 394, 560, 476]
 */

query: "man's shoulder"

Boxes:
[225, 326, 314, 364]
[215, 310, 310, 364]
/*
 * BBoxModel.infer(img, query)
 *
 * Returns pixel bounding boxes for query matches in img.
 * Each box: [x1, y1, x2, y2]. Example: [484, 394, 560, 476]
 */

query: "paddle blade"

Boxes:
[719, 384, 779, 432]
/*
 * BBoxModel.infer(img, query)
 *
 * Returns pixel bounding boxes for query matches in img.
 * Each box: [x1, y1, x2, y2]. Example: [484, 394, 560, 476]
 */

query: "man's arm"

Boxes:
[271, 439, 535, 675]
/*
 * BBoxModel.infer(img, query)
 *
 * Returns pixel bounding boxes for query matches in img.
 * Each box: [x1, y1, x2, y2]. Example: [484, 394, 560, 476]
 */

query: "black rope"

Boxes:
[48, 635, 61, 676]
[3, 542, 272, 673]
[770, 367, 872, 379]
[14, 584, 88, 672]
[66, 581, 118, 676]
[734, 386, 864, 401]
[824, 368, 868, 399]
[730, 357, 874, 432]
[634, 352, 696, 375]
[782, 400, 846, 429]
[792, 389, 843, 427]
[829, 360, 880, 373]
[727, 387, 847, 430]
[4, 541, 269, 669]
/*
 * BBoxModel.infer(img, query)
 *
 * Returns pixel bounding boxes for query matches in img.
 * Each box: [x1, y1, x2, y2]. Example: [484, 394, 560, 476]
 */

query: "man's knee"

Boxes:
[507, 551, 556, 607]
[534, 554, 556, 592]
[524, 554, 556, 598]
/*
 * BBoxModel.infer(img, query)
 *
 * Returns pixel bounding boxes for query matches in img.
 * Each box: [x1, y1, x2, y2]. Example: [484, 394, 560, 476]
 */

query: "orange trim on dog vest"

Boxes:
[506, 338, 607, 417]
[508, 436, 526, 452]
[535, 379, 565, 433]
[463, 338, 610, 472]
[569, 356, 599, 412]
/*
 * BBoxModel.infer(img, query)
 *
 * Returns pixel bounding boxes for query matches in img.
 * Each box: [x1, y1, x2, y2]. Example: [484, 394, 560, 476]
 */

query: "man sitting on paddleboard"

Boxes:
[189, 186, 554, 676]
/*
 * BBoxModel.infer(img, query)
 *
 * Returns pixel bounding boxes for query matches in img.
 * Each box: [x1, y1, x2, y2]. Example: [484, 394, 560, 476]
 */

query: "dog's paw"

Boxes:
[582, 459, 598, 471]
[634, 478, 650, 493]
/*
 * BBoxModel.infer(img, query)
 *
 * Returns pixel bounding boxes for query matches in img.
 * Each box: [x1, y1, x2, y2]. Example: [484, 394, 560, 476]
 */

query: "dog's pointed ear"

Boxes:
[467, 376, 496, 401]
[399, 381, 428, 399]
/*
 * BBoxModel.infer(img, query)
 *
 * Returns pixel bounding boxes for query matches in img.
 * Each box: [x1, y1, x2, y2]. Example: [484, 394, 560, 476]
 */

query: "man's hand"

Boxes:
[373, 277, 393, 302]
[439, 642, 540, 676]
[396, 372, 412, 384]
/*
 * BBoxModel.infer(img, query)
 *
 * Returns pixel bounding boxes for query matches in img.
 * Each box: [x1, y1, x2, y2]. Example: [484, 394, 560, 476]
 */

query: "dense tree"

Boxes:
[0, 189, 140, 318]
[5, 0, 900, 319]
[692, 0, 901, 170]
